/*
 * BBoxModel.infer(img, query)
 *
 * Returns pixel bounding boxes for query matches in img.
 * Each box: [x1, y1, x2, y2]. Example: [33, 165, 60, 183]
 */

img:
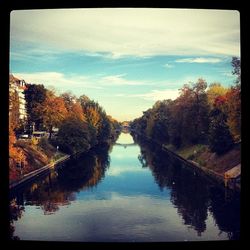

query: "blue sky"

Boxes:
[10, 9, 240, 121]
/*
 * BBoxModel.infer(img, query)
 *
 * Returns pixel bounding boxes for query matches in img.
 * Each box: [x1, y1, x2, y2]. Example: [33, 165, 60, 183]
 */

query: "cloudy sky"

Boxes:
[10, 8, 240, 121]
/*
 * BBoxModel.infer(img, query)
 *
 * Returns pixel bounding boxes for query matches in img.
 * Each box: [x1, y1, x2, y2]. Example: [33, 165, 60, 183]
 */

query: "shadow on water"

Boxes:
[9, 143, 112, 239]
[134, 136, 240, 240]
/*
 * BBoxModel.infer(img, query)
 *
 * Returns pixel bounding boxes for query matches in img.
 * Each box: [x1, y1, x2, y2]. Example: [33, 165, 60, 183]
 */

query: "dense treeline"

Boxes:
[9, 84, 120, 180]
[131, 57, 241, 155]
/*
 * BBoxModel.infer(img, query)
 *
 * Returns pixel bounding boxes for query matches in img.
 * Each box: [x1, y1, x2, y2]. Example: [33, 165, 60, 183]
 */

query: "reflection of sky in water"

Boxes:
[14, 193, 228, 242]
[115, 133, 135, 144]
[12, 133, 235, 241]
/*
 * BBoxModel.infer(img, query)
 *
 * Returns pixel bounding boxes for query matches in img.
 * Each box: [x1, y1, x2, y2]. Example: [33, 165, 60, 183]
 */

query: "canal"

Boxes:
[10, 133, 240, 241]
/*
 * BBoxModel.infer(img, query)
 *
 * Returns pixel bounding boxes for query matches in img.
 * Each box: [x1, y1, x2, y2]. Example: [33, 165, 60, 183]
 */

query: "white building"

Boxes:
[9, 74, 27, 121]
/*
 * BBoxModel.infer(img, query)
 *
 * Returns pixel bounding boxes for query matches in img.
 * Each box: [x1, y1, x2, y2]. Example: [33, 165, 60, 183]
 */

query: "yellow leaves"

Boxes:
[207, 83, 228, 108]
[69, 102, 87, 122]
[87, 107, 101, 128]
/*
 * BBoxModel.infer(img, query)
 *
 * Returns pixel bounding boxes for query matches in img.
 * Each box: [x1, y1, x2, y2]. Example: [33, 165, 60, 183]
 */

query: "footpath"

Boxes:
[9, 154, 70, 190]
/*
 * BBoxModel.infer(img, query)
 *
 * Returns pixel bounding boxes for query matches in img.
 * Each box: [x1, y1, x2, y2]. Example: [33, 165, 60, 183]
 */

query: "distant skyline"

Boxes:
[10, 8, 240, 121]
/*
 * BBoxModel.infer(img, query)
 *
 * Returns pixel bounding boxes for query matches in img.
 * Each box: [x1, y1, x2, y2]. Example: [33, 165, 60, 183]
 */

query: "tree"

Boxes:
[172, 79, 209, 145]
[206, 83, 228, 108]
[36, 91, 68, 138]
[190, 79, 209, 144]
[225, 86, 241, 141]
[208, 108, 234, 155]
[56, 117, 91, 154]
[223, 57, 241, 141]
[9, 89, 20, 130]
[24, 84, 47, 131]
[232, 57, 241, 85]
[61, 92, 86, 121]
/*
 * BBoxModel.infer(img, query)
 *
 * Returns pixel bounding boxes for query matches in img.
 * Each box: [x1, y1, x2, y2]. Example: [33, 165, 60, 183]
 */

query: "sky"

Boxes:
[10, 8, 240, 121]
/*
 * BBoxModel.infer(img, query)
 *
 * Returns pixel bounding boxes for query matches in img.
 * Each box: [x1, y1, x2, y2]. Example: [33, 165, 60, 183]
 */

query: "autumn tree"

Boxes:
[79, 97, 108, 144]
[206, 83, 228, 108]
[61, 92, 86, 121]
[36, 90, 68, 138]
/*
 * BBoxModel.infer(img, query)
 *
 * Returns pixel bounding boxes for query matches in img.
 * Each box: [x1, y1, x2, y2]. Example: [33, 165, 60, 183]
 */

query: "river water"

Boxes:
[10, 133, 240, 242]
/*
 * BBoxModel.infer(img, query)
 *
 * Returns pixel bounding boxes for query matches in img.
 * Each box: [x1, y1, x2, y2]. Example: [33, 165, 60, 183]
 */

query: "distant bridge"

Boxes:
[115, 126, 135, 133]
[115, 143, 136, 147]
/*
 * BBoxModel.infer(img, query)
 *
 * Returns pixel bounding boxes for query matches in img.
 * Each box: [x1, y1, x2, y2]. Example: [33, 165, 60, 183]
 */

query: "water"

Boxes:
[10, 133, 240, 241]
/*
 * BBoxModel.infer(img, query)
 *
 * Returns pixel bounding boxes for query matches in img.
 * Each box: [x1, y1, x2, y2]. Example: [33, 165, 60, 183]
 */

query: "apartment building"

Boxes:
[9, 74, 27, 121]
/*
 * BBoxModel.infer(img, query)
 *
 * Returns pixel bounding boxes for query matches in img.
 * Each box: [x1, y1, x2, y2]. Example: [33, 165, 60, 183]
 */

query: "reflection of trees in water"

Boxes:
[57, 144, 110, 192]
[208, 187, 240, 240]
[9, 143, 111, 237]
[9, 198, 25, 240]
[135, 137, 240, 239]
[23, 171, 73, 215]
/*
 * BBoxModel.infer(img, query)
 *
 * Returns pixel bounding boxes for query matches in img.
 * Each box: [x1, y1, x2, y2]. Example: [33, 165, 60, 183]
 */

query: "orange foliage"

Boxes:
[214, 95, 227, 108]
[87, 107, 102, 129]
[70, 102, 86, 122]
[9, 125, 26, 181]
[36, 92, 68, 131]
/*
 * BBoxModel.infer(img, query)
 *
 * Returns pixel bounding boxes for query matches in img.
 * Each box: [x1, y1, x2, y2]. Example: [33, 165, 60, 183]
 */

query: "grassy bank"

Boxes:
[164, 142, 241, 178]
[14, 138, 67, 179]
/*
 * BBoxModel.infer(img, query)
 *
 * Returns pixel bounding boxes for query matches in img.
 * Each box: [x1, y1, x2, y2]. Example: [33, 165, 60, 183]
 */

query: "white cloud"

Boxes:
[130, 89, 179, 101]
[13, 72, 103, 91]
[100, 74, 146, 86]
[164, 63, 174, 68]
[107, 165, 143, 176]
[175, 57, 223, 63]
[220, 70, 235, 78]
[10, 9, 240, 57]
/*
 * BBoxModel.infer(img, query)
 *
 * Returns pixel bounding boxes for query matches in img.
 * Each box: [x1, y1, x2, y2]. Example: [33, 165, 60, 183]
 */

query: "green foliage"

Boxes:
[56, 118, 91, 154]
[232, 57, 241, 84]
[131, 79, 210, 148]
[9, 89, 20, 130]
[208, 108, 234, 155]
[23, 85, 118, 156]
[24, 84, 47, 132]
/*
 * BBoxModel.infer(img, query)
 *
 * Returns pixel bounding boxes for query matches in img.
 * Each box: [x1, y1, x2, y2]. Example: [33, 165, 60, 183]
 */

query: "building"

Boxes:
[9, 74, 27, 121]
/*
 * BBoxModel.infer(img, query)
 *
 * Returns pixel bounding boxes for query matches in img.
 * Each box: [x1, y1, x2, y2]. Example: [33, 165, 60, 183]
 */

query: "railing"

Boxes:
[9, 154, 70, 190]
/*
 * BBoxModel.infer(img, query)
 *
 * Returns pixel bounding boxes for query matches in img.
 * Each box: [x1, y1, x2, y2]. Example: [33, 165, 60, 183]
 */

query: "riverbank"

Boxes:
[132, 133, 240, 191]
[10, 132, 240, 241]
[9, 137, 69, 188]
[9, 154, 70, 190]
[165, 143, 241, 191]
[10, 135, 119, 190]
